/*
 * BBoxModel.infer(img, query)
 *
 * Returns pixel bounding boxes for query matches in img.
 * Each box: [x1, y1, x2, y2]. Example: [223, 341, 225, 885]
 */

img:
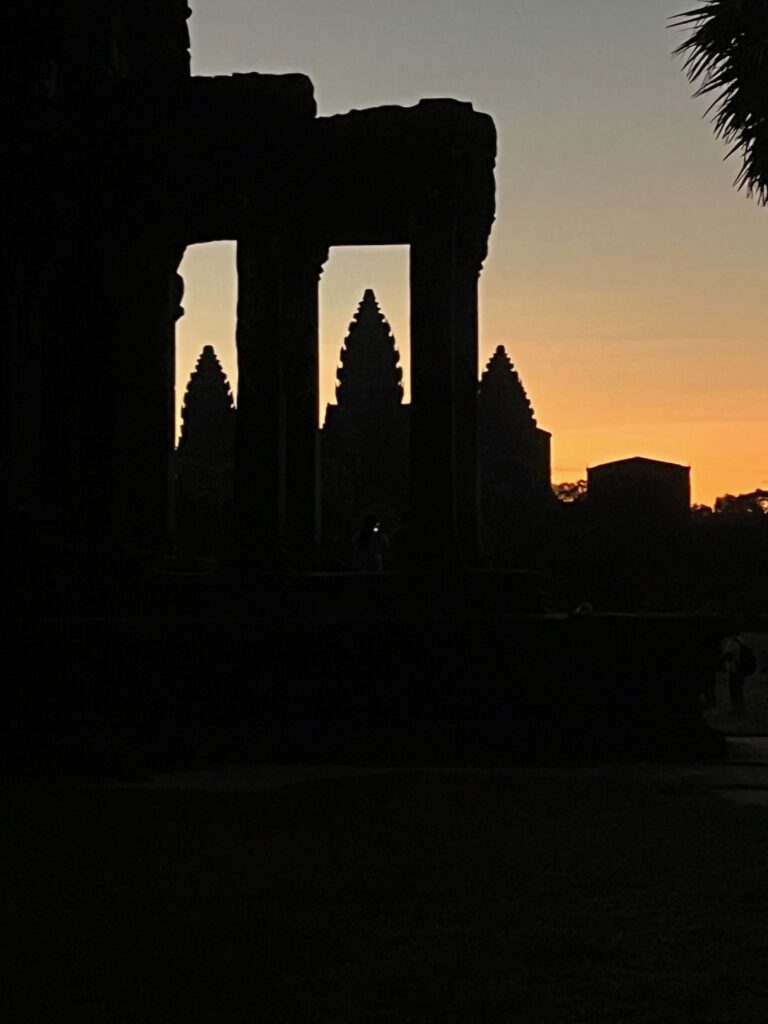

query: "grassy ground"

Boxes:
[4, 766, 768, 1023]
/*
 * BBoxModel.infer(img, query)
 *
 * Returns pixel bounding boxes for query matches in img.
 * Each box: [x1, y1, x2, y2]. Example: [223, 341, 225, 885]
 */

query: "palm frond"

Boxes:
[671, 0, 768, 204]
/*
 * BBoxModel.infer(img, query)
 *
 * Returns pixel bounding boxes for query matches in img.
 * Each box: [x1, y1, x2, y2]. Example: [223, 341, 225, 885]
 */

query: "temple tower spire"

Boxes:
[478, 345, 552, 545]
[479, 345, 538, 433]
[177, 345, 236, 461]
[332, 289, 403, 431]
[174, 345, 236, 555]
[321, 290, 409, 556]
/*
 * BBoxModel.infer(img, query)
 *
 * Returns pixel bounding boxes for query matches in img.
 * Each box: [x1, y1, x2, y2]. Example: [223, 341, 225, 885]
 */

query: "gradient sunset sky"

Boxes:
[176, 0, 767, 506]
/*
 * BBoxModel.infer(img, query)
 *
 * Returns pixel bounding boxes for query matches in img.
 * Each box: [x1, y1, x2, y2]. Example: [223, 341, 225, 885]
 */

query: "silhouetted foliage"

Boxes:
[673, 0, 768, 202]
[691, 502, 714, 520]
[553, 479, 587, 504]
[714, 488, 768, 518]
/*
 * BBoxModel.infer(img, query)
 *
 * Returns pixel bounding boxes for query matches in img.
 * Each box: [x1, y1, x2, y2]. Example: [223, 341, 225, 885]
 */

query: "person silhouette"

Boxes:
[720, 635, 755, 713]
[352, 513, 389, 571]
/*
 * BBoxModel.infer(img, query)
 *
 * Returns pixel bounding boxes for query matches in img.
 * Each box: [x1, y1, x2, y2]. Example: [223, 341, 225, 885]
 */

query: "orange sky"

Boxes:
[175, 0, 768, 508]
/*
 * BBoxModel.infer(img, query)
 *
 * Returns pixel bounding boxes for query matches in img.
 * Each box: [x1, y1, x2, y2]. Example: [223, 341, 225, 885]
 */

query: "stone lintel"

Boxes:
[188, 72, 317, 119]
[310, 102, 496, 255]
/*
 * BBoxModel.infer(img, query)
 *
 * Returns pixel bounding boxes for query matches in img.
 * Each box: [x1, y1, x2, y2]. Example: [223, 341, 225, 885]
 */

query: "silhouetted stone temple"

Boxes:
[2, 0, 733, 774]
[8, 1, 496, 579]
[320, 318, 553, 563]
[478, 346, 552, 543]
[174, 346, 235, 555]
[331, 290, 405, 422]
[321, 290, 409, 556]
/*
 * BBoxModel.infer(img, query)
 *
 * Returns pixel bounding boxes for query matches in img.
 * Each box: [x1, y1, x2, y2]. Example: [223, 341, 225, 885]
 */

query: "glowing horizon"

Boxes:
[175, 238, 765, 508]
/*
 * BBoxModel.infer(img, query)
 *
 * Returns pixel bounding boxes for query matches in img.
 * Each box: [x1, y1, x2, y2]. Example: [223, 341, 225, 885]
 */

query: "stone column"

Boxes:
[234, 236, 327, 570]
[452, 250, 482, 568]
[235, 236, 285, 569]
[410, 218, 482, 575]
[281, 240, 328, 568]
[119, 257, 184, 554]
[62, 240, 122, 547]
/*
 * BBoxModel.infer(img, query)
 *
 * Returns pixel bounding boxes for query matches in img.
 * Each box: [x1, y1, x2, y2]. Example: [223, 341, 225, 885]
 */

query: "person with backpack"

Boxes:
[721, 635, 757, 713]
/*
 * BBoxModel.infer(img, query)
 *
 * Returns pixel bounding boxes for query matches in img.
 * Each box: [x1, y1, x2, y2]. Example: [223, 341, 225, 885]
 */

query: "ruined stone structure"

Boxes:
[1, 0, 733, 782]
[174, 346, 235, 555]
[8, 0, 496, 583]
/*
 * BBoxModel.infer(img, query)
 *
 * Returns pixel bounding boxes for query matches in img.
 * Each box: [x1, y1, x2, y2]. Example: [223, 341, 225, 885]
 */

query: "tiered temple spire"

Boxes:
[334, 289, 403, 422]
[177, 345, 236, 461]
[477, 344, 552, 539]
[478, 345, 538, 430]
[321, 290, 410, 557]
[174, 345, 236, 555]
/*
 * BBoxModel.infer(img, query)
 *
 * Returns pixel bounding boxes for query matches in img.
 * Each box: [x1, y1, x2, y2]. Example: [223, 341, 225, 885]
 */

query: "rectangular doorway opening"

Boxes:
[319, 245, 410, 568]
[173, 241, 237, 558]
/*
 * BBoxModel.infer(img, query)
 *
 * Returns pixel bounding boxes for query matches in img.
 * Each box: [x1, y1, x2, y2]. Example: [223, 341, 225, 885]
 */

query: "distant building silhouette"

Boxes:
[174, 345, 235, 555]
[171, 299, 554, 567]
[478, 345, 552, 534]
[328, 289, 406, 428]
[321, 290, 409, 558]
[178, 346, 236, 461]
[587, 456, 691, 528]
[320, 297, 552, 564]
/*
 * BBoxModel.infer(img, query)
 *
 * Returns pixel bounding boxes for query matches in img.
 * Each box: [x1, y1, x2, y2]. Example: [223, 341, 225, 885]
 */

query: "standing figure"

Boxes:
[352, 514, 389, 572]
[721, 635, 756, 713]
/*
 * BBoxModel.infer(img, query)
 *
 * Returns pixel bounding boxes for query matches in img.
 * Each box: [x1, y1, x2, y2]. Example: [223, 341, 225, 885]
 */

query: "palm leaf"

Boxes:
[672, 0, 768, 203]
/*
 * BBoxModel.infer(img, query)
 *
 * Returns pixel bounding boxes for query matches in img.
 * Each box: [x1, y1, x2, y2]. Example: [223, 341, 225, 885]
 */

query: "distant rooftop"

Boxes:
[589, 456, 689, 474]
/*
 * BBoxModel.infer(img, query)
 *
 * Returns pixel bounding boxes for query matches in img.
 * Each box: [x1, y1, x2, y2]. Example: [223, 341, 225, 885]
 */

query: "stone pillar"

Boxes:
[235, 236, 327, 570]
[235, 237, 285, 570]
[452, 251, 481, 567]
[119, 257, 184, 553]
[62, 241, 122, 546]
[282, 240, 328, 568]
[410, 217, 482, 575]
[166, 273, 184, 541]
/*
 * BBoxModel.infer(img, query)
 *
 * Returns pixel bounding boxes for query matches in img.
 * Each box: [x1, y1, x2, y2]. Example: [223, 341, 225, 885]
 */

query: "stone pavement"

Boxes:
[10, 733, 768, 1023]
[118, 734, 768, 808]
[683, 736, 768, 807]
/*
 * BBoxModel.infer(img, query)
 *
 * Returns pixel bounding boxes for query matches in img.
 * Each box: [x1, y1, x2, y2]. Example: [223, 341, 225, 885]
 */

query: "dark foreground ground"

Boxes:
[5, 749, 768, 1023]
